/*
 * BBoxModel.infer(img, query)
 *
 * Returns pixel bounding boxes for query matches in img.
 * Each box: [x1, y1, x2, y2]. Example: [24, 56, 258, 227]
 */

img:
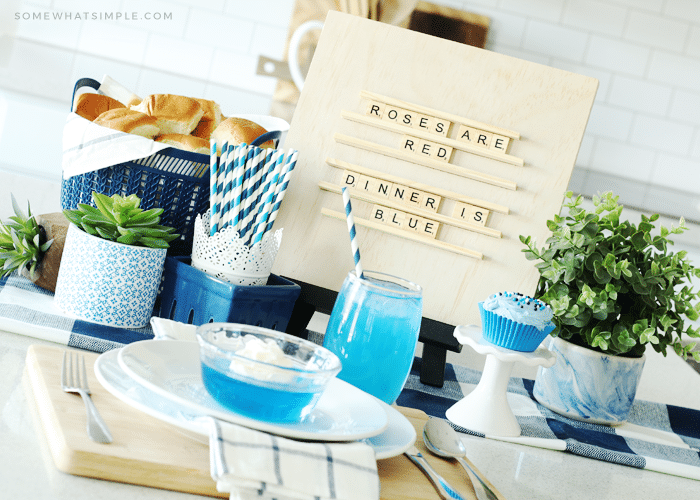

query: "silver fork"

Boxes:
[61, 351, 113, 444]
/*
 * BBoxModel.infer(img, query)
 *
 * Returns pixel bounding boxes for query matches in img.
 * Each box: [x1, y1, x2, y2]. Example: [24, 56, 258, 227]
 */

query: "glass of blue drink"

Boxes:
[323, 270, 423, 404]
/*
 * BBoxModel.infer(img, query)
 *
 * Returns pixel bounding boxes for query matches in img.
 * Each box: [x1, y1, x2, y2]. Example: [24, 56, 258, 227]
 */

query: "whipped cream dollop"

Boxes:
[229, 335, 296, 381]
[482, 291, 554, 331]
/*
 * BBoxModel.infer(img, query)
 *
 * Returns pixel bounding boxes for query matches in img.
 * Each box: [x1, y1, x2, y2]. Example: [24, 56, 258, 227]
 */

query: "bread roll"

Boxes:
[93, 108, 160, 139]
[155, 134, 210, 155]
[130, 94, 205, 135]
[191, 98, 222, 140]
[74, 93, 125, 121]
[211, 117, 275, 154]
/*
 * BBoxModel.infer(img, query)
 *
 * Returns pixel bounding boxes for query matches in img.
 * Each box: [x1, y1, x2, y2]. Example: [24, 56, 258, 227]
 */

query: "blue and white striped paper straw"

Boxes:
[264, 149, 298, 235]
[230, 144, 250, 233]
[342, 187, 364, 279]
[249, 150, 285, 246]
[209, 139, 220, 236]
[210, 140, 228, 235]
[220, 143, 237, 229]
[238, 147, 271, 240]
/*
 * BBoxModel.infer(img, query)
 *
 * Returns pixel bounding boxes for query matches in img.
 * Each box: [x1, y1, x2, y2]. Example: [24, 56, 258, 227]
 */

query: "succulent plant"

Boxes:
[63, 192, 179, 249]
[0, 195, 53, 280]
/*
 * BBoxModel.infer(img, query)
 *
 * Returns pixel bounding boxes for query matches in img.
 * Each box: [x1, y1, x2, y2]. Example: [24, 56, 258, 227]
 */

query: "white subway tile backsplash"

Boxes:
[685, 26, 700, 57]
[522, 20, 588, 62]
[607, 75, 672, 116]
[575, 134, 596, 168]
[590, 138, 656, 180]
[499, 0, 565, 23]
[625, 11, 690, 52]
[14, 8, 82, 50]
[144, 34, 215, 77]
[631, 115, 695, 154]
[204, 83, 272, 114]
[225, 0, 295, 29]
[119, 0, 191, 37]
[77, 21, 149, 65]
[651, 153, 700, 190]
[669, 90, 700, 125]
[663, 0, 700, 22]
[208, 49, 276, 96]
[250, 23, 289, 59]
[561, 0, 627, 37]
[585, 35, 650, 76]
[0, 39, 74, 101]
[604, 0, 664, 12]
[472, 8, 527, 49]
[585, 103, 635, 141]
[136, 69, 208, 100]
[648, 51, 700, 90]
[173, 0, 226, 12]
[184, 8, 255, 54]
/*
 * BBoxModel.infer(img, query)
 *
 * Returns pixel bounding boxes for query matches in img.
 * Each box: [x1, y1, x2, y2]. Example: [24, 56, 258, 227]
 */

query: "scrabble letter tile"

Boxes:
[407, 188, 423, 208]
[370, 204, 387, 223]
[417, 139, 434, 159]
[342, 170, 357, 188]
[490, 134, 510, 153]
[475, 130, 492, 148]
[376, 179, 393, 198]
[391, 184, 408, 204]
[416, 114, 432, 132]
[405, 215, 422, 232]
[399, 109, 415, 128]
[365, 101, 385, 119]
[432, 119, 451, 137]
[420, 218, 440, 239]
[422, 193, 442, 212]
[401, 135, 418, 153]
[358, 175, 380, 193]
[432, 144, 453, 162]
[386, 208, 406, 229]
[383, 105, 401, 123]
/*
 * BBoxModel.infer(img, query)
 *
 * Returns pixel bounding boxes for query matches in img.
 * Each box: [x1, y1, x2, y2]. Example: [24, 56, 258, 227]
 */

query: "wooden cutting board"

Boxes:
[25, 344, 504, 499]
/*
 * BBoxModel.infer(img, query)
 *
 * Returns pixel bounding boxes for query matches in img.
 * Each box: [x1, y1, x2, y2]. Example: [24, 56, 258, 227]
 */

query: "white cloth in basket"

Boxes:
[62, 112, 170, 179]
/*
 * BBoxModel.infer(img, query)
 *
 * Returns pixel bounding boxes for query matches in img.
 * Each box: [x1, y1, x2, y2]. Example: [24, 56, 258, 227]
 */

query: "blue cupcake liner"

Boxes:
[478, 302, 555, 352]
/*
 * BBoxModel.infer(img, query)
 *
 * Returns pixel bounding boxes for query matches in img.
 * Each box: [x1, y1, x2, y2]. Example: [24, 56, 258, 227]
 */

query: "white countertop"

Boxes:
[2, 328, 700, 499]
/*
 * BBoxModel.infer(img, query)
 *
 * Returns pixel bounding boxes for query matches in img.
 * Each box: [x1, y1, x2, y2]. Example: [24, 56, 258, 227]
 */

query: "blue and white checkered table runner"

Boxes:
[397, 357, 700, 481]
[4, 275, 700, 480]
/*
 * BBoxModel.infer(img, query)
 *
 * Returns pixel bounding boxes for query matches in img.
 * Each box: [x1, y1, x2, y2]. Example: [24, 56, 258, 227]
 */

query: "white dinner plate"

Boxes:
[95, 346, 416, 458]
[116, 339, 389, 442]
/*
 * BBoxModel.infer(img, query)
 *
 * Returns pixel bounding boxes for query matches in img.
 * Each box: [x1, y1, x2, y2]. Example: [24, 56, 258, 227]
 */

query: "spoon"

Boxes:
[423, 417, 499, 500]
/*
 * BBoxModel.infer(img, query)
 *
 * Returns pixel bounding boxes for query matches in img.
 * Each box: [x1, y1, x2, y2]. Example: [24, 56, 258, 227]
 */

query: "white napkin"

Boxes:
[150, 317, 197, 341]
[206, 418, 380, 500]
[62, 112, 170, 179]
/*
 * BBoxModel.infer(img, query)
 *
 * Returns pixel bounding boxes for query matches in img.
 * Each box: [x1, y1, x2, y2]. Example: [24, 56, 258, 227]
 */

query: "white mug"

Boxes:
[288, 20, 324, 92]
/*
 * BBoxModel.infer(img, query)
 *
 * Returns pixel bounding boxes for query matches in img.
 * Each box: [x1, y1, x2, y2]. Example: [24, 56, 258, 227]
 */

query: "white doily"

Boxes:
[191, 210, 282, 286]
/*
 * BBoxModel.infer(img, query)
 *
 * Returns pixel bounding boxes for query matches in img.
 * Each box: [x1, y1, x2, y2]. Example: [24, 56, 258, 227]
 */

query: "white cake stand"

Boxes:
[445, 325, 556, 437]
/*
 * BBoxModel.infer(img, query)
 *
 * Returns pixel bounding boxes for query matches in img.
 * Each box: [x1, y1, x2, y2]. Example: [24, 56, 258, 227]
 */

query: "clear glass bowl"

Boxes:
[196, 323, 341, 423]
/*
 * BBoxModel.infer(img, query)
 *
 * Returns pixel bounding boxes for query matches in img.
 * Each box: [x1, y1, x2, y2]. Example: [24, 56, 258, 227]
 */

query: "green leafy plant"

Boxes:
[520, 191, 700, 361]
[63, 192, 179, 249]
[0, 195, 52, 279]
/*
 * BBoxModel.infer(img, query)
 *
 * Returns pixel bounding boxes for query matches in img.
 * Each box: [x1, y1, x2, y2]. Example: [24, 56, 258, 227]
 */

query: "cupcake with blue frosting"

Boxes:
[479, 292, 555, 352]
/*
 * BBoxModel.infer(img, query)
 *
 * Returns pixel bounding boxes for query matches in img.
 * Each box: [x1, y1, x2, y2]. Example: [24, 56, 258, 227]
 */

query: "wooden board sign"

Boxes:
[272, 11, 598, 329]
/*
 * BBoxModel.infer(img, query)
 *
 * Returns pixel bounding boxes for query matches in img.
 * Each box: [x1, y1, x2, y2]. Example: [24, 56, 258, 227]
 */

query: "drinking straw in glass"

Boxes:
[249, 150, 285, 246]
[230, 144, 249, 233]
[221, 143, 239, 229]
[209, 139, 220, 236]
[210, 140, 228, 235]
[239, 147, 269, 240]
[342, 186, 364, 279]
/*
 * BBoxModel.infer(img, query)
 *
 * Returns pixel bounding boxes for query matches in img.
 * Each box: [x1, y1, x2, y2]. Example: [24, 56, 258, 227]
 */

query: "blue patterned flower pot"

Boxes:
[533, 336, 646, 426]
[54, 224, 167, 329]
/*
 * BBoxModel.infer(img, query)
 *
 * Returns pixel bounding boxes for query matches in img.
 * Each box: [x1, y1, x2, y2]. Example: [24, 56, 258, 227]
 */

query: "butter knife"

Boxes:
[405, 445, 466, 500]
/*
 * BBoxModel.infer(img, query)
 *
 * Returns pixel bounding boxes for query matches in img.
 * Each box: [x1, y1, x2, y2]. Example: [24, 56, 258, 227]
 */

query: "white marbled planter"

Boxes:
[533, 336, 646, 426]
[54, 224, 166, 329]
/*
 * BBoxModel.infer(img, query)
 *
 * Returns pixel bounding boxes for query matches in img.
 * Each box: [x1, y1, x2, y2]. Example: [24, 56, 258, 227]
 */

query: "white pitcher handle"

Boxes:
[288, 20, 324, 92]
